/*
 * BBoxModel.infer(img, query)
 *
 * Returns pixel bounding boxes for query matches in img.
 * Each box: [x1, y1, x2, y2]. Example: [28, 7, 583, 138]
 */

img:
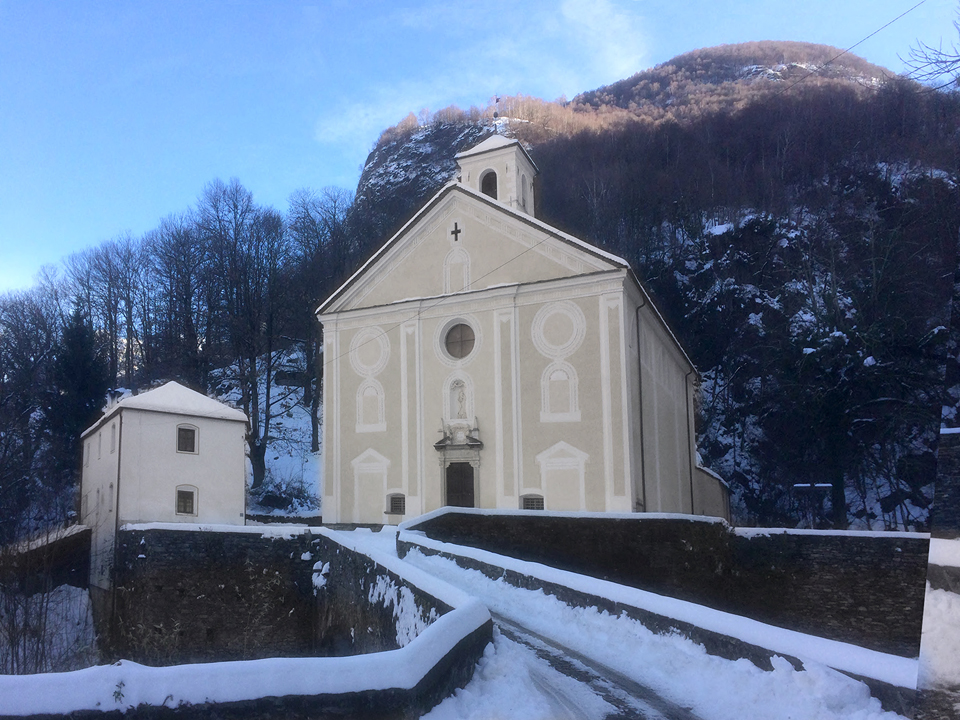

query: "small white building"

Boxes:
[79, 381, 248, 589]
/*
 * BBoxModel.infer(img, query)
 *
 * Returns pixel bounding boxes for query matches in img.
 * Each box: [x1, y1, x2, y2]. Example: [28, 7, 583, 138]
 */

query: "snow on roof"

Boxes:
[82, 381, 247, 437]
[454, 134, 517, 158]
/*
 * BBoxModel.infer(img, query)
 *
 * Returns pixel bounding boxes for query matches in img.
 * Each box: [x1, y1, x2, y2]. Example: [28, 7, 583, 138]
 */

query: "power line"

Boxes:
[775, 1, 926, 96]
[322, 224, 554, 367]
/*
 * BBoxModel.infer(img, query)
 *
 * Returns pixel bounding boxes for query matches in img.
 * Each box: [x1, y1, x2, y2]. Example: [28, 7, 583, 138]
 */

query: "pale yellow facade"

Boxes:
[80, 382, 248, 589]
[318, 137, 728, 524]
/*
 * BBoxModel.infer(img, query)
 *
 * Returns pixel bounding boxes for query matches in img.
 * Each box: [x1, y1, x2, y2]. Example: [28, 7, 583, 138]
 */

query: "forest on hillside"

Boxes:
[1, 42, 957, 538]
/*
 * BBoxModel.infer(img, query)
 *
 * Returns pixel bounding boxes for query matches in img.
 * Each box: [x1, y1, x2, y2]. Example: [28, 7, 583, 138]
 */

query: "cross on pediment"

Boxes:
[450, 222, 462, 242]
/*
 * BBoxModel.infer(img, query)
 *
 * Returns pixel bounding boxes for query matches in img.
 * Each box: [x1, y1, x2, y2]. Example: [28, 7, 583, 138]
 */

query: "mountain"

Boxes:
[574, 41, 890, 120]
[347, 41, 960, 529]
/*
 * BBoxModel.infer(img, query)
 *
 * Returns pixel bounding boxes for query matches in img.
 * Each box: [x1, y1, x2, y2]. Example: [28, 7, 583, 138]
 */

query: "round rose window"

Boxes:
[444, 323, 476, 359]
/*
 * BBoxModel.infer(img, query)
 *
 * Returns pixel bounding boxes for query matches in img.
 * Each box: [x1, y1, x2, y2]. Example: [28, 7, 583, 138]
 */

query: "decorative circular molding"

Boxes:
[434, 315, 482, 368]
[349, 326, 390, 377]
[531, 301, 586, 359]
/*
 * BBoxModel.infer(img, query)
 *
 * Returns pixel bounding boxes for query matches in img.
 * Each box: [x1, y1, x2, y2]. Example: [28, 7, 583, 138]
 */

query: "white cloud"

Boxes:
[560, 0, 648, 81]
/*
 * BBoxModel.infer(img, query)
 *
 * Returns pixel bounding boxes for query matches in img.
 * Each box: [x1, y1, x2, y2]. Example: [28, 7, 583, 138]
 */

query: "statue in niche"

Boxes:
[451, 379, 467, 419]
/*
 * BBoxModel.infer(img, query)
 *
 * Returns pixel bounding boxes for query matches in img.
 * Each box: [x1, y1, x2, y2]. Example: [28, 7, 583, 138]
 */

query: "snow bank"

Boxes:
[403, 545, 906, 720]
[399, 530, 918, 689]
[0, 601, 489, 716]
[0, 529, 491, 717]
[919, 584, 960, 689]
[735, 527, 929, 540]
[929, 538, 960, 568]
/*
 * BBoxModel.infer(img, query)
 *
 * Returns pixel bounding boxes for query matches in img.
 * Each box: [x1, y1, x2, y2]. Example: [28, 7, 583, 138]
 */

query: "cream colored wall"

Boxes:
[694, 467, 731, 520]
[80, 419, 121, 590]
[117, 409, 247, 526]
[322, 270, 652, 523]
[632, 287, 697, 514]
[320, 186, 704, 523]
[457, 148, 537, 216]
[343, 194, 609, 313]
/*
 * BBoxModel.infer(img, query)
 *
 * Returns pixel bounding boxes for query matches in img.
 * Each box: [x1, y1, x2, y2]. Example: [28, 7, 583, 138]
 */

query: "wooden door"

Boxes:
[445, 462, 475, 507]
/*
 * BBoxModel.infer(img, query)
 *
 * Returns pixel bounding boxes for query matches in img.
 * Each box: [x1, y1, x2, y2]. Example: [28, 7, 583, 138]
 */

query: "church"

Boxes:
[317, 135, 728, 524]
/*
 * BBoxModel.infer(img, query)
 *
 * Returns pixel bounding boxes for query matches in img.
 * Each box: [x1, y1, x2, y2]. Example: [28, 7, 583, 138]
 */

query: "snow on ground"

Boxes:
[929, 537, 960, 569]
[424, 629, 615, 720]
[0, 585, 97, 674]
[211, 349, 322, 518]
[919, 583, 960, 690]
[343, 527, 906, 720]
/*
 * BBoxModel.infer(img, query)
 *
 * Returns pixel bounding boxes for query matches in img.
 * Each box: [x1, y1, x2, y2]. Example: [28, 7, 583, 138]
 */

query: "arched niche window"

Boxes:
[480, 170, 497, 200]
[443, 247, 471, 294]
[110, 423, 117, 453]
[386, 493, 406, 516]
[356, 378, 386, 433]
[445, 375, 474, 422]
[176, 484, 198, 516]
[521, 494, 544, 511]
[535, 441, 589, 511]
[540, 361, 581, 422]
[521, 173, 527, 210]
[177, 424, 199, 454]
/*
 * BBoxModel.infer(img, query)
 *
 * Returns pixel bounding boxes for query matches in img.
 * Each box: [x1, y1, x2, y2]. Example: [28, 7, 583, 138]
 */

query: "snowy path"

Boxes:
[493, 611, 700, 719]
[342, 528, 905, 720]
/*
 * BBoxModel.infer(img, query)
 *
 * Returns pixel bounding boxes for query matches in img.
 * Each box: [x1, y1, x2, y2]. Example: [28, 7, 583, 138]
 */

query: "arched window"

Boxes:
[356, 379, 386, 432]
[480, 170, 497, 199]
[110, 423, 116, 453]
[540, 361, 581, 422]
[521, 173, 527, 209]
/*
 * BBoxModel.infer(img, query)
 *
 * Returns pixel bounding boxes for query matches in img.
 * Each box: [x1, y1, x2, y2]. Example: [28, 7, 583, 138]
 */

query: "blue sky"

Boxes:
[0, 0, 955, 292]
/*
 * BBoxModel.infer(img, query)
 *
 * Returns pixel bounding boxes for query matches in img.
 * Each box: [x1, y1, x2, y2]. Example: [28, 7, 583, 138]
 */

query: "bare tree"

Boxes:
[287, 187, 353, 452]
[197, 179, 292, 489]
[904, 4, 960, 88]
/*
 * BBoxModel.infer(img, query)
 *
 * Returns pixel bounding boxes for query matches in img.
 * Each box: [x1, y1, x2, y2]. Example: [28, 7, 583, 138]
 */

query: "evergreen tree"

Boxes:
[47, 304, 110, 488]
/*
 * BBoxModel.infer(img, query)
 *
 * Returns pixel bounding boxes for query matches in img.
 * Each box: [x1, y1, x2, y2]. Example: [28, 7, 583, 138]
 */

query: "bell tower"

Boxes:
[455, 135, 539, 217]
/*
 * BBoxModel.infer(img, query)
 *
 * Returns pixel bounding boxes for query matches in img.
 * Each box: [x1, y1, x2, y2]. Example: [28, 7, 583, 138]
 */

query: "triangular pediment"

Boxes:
[318, 184, 627, 315]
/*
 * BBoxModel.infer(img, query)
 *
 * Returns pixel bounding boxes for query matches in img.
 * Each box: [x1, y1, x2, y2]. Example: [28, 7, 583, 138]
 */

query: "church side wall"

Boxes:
[634, 292, 696, 514]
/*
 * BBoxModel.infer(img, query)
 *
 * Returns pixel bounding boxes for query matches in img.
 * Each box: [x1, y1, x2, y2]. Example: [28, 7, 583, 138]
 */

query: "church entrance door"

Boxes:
[445, 462, 475, 507]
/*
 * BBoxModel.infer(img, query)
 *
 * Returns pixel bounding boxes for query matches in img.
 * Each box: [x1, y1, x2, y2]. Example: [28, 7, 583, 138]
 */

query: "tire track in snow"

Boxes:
[494, 612, 704, 720]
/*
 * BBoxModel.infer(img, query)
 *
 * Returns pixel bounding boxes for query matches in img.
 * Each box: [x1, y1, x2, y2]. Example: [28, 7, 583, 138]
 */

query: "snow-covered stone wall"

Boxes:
[84, 525, 492, 718]
[403, 509, 928, 656]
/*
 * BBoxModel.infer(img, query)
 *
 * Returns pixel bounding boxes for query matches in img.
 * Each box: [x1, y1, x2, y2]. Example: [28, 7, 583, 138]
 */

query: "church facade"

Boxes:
[317, 135, 728, 524]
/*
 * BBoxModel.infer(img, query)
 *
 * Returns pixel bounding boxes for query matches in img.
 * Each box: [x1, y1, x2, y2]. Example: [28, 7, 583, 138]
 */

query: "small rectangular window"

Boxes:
[177, 427, 197, 453]
[389, 495, 405, 515]
[177, 489, 195, 515]
[522, 495, 545, 511]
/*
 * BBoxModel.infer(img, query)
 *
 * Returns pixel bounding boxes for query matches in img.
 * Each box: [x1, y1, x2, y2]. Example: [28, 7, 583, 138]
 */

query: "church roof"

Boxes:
[454, 134, 540, 173]
[316, 181, 629, 316]
[81, 381, 247, 438]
